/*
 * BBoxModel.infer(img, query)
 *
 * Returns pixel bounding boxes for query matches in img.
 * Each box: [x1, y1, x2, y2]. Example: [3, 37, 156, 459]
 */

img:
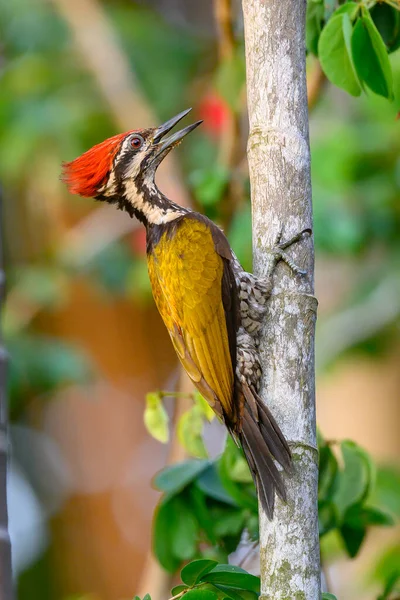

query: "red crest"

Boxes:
[61, 131, 133, 197]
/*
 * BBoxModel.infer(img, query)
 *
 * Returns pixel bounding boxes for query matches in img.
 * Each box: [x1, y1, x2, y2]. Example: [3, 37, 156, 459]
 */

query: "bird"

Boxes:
[61, 108, 310, 518]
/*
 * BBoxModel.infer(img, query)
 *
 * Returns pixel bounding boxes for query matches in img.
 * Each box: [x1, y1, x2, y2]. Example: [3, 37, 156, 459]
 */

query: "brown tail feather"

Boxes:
[239, 386, 292, 520]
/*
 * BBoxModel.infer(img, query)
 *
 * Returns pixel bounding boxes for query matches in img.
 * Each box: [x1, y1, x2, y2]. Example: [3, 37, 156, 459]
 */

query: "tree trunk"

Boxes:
[0, 200, 13, 599]
[241, 1, 320, 598]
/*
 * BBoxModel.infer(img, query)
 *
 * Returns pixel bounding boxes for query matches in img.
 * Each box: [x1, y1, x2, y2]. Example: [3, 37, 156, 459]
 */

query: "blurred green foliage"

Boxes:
[152, 434, 399, 576]
[1, 0, 400, 598]
[152, 439, 258, 572]
[7, 334, 93, 420]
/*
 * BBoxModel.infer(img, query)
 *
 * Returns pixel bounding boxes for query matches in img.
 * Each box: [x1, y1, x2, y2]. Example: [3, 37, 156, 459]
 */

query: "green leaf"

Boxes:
[170, 498, 200, 561]
[211, 584, 258, 600]
[306, 0, 324, 56]
[196, 464, 238, 506]
[144, 392, 169, 443]
[142, 595, 151, 600]
[180, 559, 218, 586]
[318, 443, 339, 502]
[215, 51, 246, 111]
[342, 13, 363, 93]
[182, 589, 218, 600]
[213, 510, 245, 538]
[333, 2, 360, 20]
[333, 440, 373, 518]
[153, 495, 199, 568]
[370, 466, 400, 518]
[370, 4, 400, 54]
[218, 438, 258, 511]
[152, 499, 182, 573]
[318, 500, 338, 537]
[200, 565, 260, 594]
[153, 459, 210, 495]
[318, 14, 361, 96]
[321, 594, 338, 600]
[351, 13, 394, 99]
[229, 455, 253, 484]
[344, 504, 395, 528]
[194, 391, 215, 422]
[178, 405, 208, 458]
[170, 585, 188, 596]
[378, 572, 400, 600]
[189, 166, 230, 207]
[212, 588, 242, 600]
[340, 522, 366, 558]
[189, 486, 217, 544]
[373, 544, 400, 587]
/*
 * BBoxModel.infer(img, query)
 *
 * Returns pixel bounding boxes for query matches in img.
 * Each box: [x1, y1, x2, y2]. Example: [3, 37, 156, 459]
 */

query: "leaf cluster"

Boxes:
[152, 438, 258, 573]
[151, 432, 399, 586]
[307, 0, 399, 99]
[318, 435, 395, 558]
[144, 390, 215, 456]
[7, 333, 93, 420]
[135, 560, 260, 600]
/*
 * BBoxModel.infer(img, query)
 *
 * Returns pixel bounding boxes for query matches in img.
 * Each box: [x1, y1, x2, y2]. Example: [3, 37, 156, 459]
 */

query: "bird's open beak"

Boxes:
[151, 108, 202, 163]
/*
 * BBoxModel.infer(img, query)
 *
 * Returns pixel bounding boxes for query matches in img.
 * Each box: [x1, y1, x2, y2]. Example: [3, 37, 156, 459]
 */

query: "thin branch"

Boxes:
[307, 59, 327, 112]
[317, 273, 400, 370]
[237, 539, 259, 569]
[58, 204, 140, 268]
[214, 0, 235, 60]
[7, 0, 193, 333]
[50, 0, 190, 202]
[50, 0, 150, 129]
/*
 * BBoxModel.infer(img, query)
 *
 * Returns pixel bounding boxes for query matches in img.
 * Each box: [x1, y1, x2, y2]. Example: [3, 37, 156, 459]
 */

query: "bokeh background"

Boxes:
[1, 0, 399, 599]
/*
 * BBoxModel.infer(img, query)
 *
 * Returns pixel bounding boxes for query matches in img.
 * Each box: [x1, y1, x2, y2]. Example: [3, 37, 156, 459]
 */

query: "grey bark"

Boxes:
[0, 198, 13, 600]
[241, 1, 320, 598]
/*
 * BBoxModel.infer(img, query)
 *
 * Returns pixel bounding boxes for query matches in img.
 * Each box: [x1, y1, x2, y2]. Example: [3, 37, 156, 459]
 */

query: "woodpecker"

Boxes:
[62, 108, 309, 518]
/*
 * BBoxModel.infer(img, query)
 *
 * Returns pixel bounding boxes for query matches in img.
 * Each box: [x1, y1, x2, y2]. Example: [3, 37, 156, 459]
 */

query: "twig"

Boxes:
[58, 204, 140, 268]
[158, 390, 195, 400]
[237, 539, 259, 569]
[7, 0, 193, 333]
[214, 0, 235, 60]
[50, 0, 189, 203]
[307, 59, 327, 111]
[50, 0, 150, 128]
[4, 205, 140, 335]
[316, 273, 400, 370]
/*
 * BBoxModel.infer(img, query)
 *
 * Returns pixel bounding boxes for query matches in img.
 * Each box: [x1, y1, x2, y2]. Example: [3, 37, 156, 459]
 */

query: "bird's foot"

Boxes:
[271, 228, 311, 276]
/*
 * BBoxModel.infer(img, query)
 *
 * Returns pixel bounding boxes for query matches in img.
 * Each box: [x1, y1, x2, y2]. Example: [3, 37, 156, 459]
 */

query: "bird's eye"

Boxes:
[130, 135, 144, 149]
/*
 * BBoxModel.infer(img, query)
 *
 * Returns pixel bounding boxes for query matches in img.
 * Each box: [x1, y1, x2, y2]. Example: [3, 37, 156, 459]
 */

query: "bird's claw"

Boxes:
[271, 228, 311, 276]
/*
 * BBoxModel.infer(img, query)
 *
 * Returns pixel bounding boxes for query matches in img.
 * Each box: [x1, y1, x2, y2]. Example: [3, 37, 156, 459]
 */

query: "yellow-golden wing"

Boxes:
[147, 215, 238, 424]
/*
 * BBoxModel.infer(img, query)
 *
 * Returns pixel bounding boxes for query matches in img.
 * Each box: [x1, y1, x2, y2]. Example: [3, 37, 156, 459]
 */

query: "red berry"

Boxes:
[198, 93, 230, 137]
